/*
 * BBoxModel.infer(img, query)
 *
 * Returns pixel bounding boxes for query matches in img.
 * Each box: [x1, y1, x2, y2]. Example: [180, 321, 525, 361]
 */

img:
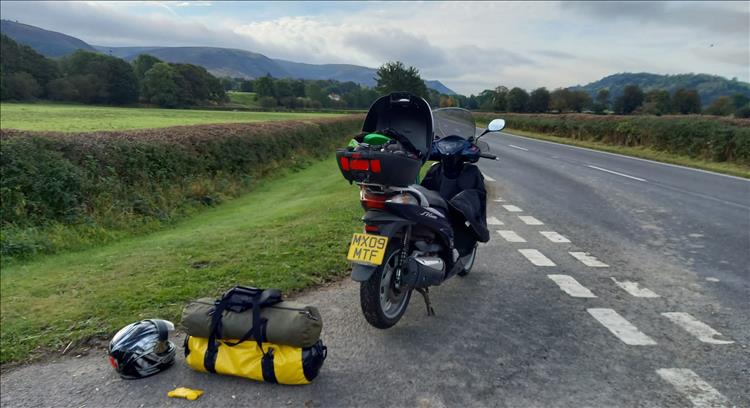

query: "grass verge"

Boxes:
[0, 103, 343, 132]
[0, 157, 361, 364]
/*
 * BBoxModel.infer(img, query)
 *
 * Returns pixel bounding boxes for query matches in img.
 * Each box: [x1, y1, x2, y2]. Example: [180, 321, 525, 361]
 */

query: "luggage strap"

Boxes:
[204, 286, 282, 373]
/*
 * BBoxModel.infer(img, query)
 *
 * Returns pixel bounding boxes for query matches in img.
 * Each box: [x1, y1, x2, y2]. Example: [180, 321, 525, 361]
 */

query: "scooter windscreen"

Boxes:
[433, 108, 476, 140]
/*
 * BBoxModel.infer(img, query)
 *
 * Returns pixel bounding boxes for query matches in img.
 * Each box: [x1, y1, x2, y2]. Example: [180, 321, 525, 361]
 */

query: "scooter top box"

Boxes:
[336, 147, 420, 187]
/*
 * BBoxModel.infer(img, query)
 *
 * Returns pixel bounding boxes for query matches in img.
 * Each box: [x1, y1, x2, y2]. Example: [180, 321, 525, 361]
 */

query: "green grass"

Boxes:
[227, 91, 259, 108]
[0, 158, 362, 364]
[0, 103, 342, 132]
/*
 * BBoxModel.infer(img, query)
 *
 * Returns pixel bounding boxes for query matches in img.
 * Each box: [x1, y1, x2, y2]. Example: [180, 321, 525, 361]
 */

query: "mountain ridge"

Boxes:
[569, 72, 750, 106]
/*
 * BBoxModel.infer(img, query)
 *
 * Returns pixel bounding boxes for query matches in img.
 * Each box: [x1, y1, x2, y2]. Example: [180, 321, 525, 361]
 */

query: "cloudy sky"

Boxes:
[1, 1, 747, 94]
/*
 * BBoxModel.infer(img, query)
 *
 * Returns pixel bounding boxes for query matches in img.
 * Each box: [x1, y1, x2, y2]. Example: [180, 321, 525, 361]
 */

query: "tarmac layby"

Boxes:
[2, 131, 748, 407]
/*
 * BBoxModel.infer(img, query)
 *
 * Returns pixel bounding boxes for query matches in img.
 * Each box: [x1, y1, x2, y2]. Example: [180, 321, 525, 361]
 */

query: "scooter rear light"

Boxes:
[370, 159, 381, 173]
[364, 224, 379, 232]
[350, 159, 369, 171]
[340, 157, 350, 171]
[360, 190, 387, 210]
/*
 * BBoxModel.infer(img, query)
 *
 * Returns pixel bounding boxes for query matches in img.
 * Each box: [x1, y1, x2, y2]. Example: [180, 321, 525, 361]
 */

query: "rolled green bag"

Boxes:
[181, 298, 322, 348]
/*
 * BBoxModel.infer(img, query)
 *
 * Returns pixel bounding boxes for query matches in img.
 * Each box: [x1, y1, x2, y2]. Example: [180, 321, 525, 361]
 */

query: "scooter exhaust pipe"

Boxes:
[404, 256, 444, 288]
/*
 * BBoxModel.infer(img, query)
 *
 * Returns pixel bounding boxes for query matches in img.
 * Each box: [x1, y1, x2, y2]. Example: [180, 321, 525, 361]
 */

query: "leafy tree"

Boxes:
[239, 80, 253, 92]
[258, 96, 277, 108]
[507, 87, 530, 112]
[569, 91, 592, 113]
[132, 54, 162, 82]
[66, 74, 108, 103]
[220, 77, 234, 91]
[1, 34, 59, 98]
[439, 95, 456, 107]
[595, 89, 610, 107]
[731, 93, 750, 109]
[375, 61, 428, 97]
[3, 72, 41, 100]
[550, 88, 571, 112]
[46, 77, 78, 101]
[704, 96, 734, 116]
[254, 76, 276, 98]
[141, 63, 180, 108]
[672, 88, 701, 114]
[614, 84, 645, 114]
[275, 79, 293, 99]
[466, 95, 479, 110]
[304, 82, 326, 105]
[291, 80, 306, 97]
[107, 58, 139, 104]
[528, 87, 550, 113]
[638, 90, 671, 115]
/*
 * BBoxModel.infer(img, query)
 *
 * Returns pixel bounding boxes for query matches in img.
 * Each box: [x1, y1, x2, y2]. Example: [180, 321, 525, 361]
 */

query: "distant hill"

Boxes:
[0, 20, 95, 57]
[570, 73, 750, 106]
[98, 46, 289, 78]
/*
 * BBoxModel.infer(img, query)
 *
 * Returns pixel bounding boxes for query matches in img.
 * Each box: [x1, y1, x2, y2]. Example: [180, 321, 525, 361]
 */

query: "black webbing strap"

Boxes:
[204, 288, 280, 372]
[261, 348, 277, 383]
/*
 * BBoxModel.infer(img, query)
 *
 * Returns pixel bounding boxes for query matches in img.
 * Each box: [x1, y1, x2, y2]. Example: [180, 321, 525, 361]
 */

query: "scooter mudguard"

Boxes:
[351, 264, 377, 282]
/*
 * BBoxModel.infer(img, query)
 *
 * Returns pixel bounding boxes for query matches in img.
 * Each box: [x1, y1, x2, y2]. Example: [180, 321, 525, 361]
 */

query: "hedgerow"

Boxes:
[0, 116, 362, 259]
[474, 113, 750, 165]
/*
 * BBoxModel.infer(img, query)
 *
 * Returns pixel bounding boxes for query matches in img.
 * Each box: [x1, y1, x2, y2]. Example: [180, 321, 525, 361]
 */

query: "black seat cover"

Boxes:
[413, 185, 448, 210]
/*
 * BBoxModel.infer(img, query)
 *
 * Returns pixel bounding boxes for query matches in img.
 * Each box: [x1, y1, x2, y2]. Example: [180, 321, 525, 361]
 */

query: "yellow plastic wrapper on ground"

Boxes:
[167, 387, 204, 401]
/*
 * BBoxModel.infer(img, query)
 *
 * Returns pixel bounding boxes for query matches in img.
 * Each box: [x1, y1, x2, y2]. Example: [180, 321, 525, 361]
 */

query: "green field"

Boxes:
[0, 158, 361, 364]
[0, 103, 341, 132]
[227, 91, 259, 108]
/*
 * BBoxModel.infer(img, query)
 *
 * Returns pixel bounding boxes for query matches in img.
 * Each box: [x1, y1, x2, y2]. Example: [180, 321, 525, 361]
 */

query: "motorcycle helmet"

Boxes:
[108, 319, 176, 379]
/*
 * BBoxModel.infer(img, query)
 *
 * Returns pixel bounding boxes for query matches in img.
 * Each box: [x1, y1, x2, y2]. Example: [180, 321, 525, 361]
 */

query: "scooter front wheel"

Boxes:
[360, 244, 412, 329]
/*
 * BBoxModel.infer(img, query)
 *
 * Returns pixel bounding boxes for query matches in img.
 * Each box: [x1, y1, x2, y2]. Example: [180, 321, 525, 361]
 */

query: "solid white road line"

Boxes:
[611, 277, 660, 298]
[497, 230, 526, 242]
[493, 198, 506, 202]
[482, 172, 495, 182]
[587, 165, 647, 182]
[487, 216, 504, 225]
[502, 204, 523, 212]
[518, 215, 544, 225]
[656, 368, 730, 408]
[518, 249, 556, 266]
[540, 231, 571, 243]
[570, 252, 609, 267]
[661, 312, 734, 345]
[587, 308, 657, 345]
[509, 144, 529, 151]
[548, 274, 596, 298]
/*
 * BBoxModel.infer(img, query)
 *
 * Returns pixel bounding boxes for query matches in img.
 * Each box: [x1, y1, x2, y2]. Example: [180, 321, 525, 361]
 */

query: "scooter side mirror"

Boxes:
[478, 118, 505, 138]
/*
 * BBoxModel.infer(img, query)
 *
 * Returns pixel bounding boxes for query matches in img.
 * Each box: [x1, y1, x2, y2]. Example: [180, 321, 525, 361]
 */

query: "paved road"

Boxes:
[2, 131, 748, 407]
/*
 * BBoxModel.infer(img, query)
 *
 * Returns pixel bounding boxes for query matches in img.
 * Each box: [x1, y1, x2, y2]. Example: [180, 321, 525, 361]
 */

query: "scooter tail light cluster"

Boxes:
[364, 224, 379, 232]
[360, 190, 387, 210]
[340, 157, 381, 173]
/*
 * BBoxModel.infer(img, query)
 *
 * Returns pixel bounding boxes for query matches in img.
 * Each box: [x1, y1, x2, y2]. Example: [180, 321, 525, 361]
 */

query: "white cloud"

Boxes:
[1, 1, 747, 94]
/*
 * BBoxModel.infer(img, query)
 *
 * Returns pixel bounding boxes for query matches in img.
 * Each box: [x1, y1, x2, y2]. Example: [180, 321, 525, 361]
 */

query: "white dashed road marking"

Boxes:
[661, 312, 734, 345]
[487, 216, 503, 225]
[611, 278, 660, 298]
[493, 198, 505, 202]
[509, 144, 529, 151]
[518, 215, 543, 225]
[497, 230, 526, 242]
[587, 165, 647, 182]
[570, 252, 609, 267]
[518, 249, 556, 266]
[540, 231, 571, 243]
[587, 308, 657, 345]
[705, 277, 720, 282]
[548, 275, 596, 298]
[656, 368, 730, 408]
[502, 205, 523, 212]
[482, 172, 495, 182]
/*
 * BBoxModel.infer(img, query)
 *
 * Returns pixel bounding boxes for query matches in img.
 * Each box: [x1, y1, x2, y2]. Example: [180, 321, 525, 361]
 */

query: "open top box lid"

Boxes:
[362, 92, 433, 162]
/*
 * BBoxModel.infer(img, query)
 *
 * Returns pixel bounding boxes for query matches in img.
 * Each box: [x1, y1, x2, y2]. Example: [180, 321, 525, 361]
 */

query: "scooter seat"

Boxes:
[413, 185, 448, 210]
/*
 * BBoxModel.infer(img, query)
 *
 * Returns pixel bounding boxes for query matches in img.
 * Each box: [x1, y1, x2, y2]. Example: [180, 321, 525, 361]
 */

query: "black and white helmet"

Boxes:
[108, 319, 176, 379]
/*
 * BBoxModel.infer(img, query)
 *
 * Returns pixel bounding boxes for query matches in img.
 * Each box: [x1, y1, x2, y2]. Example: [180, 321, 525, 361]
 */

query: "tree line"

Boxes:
[0, 34, 226, 107]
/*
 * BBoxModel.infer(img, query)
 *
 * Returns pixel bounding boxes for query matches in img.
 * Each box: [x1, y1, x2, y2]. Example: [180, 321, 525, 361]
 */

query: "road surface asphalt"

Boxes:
[2, 130, 748, 407]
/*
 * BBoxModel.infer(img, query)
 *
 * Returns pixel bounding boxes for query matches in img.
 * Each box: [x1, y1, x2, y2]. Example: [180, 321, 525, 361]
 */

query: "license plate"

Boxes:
[347, 233, 389, 265]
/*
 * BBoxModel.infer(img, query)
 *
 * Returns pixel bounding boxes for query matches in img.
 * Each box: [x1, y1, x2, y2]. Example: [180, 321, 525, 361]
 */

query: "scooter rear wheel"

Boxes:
[360, 244, 412, 329]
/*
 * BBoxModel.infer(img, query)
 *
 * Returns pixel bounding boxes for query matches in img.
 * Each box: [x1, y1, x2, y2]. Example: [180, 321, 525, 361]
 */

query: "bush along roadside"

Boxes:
[0, 116, 363, 260]
[474, 113, 750, 168]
